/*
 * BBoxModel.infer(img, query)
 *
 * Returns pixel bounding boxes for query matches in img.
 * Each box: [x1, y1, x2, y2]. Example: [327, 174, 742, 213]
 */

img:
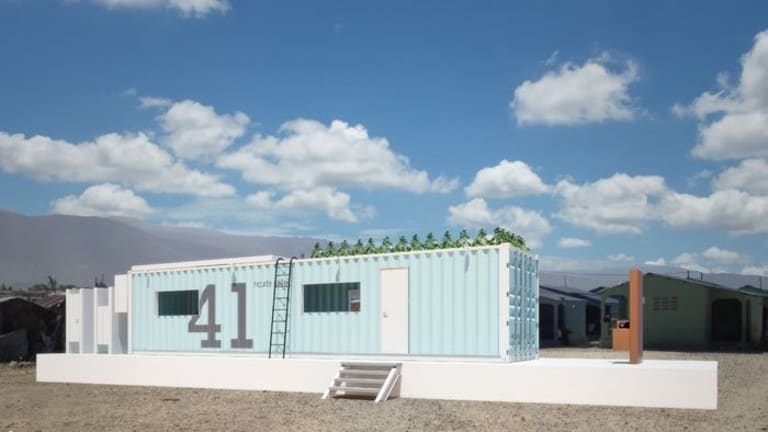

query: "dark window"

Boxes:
[303, 283, 361, 313]
[158, 290, 199, 316]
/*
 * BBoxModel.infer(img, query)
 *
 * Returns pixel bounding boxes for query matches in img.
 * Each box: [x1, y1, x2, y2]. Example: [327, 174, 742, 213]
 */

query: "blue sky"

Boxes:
[1, 1, 767, 275]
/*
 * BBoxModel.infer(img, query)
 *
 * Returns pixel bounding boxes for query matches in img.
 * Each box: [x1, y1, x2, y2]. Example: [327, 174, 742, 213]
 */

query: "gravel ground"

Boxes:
[1, 349, 767, 432]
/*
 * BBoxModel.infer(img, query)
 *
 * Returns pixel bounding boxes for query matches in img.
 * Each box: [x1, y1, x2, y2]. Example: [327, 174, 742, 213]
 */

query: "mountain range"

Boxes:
[0, 209, 762, 291]
[0, 209, 319, 288]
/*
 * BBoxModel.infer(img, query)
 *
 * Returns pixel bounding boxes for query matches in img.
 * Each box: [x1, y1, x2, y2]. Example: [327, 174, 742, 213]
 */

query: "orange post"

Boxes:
[629, 268, 643, 364]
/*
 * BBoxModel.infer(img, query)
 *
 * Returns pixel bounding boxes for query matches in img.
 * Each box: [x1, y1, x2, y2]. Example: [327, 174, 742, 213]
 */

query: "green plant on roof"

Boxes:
[337, 240, 350, 257]
[395, 235, 410, 252]
[424, 232, 438, 250]
[457, 229, 471, 247]
[441, 231, 454, 248]
[324, 241, 336, 257]
[473, 228, 489, 246]
[350, 239, 364, 255]
[311, 242, 322, 258]
[380, 236, 393, 253]
[314, 227, 530, 258]
[365, 238, 377, 254]
[490, 227, 529, 250]
[410, 234, 421, 251]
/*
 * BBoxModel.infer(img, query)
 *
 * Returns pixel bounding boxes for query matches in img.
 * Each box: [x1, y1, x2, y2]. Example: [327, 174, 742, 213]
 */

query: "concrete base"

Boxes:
[36, 354, 717, 409]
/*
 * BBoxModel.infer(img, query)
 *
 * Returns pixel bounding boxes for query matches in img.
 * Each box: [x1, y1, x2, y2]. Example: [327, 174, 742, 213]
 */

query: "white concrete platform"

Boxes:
[36, 354, 717, 409]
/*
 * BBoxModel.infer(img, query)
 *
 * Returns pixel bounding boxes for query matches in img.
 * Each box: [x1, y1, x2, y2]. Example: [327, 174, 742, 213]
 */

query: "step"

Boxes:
[339, 369, 390, 377]
[333, 377, 386, 386]
[328, 386, 380, 396]
[341, 361, 400, 369]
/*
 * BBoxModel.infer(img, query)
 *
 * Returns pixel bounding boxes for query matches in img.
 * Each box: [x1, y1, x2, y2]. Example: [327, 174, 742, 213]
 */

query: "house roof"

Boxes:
[597, 272, 768, 298]
[540, 286, 586, 303]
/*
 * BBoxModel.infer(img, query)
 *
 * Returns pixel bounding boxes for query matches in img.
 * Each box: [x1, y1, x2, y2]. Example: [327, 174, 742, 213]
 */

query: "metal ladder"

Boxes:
[322, 362, 402, 402]
[268, 256, 296, 358]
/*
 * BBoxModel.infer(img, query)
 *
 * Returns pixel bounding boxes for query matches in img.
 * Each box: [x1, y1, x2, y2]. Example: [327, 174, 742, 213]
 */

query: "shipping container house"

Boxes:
[105, 243, 538, 361]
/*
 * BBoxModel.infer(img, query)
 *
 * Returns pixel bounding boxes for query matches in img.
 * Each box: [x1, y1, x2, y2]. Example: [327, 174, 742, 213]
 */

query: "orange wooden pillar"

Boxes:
[629, 268, 644, 364]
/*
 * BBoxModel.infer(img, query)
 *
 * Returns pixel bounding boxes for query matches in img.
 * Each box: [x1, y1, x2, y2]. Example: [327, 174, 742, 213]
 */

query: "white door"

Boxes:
[380, 268, 409, 354]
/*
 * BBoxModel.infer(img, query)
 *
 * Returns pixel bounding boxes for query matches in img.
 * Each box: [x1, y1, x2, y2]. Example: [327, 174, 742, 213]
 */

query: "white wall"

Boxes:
[36, 354, 717, 409]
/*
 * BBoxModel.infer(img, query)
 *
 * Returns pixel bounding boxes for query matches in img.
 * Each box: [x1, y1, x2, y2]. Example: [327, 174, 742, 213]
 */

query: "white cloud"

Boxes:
[218, 119, 457, 194]
[700, 246, 745, 264]
[51, 183, 153, 218]
[447, 198, 552, 249]
[464, 160, 549, 198]
[644, 258, 667, 266]
[672, 246, 749, 274]
[742, 265, 768, 277]
[672, 252, 710, 274]
[686, 169, 713, 187]
[677, 30, 768, 160]
[161, 99, 249, 160]
[659, 190, 768, 235]
[608, 253, 635, 262]
[246, 187, 358, 223]
[86, 0, 230, 17]
[713, 158, 768, 195]
[554, 173, 667, 234]
[511, 54, 639, 125]
[557, 237, 591, 249]
[0, 131, 234, 197]
[139, 96, 172, 109]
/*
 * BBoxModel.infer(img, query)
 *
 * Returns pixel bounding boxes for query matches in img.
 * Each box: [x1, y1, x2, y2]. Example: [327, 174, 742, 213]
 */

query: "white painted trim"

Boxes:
[131, 255, 279, 273]
[36, 354, 718, 409]
[498, 245, 510, 361]
[127, 274, 133, 354]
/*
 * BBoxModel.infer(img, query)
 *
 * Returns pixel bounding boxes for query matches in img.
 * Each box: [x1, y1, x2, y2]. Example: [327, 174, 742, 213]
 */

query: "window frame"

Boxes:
[302, 282, 361, 314]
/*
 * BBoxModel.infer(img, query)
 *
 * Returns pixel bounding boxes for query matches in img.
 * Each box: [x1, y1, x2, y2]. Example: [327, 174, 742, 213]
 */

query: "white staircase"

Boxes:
[322, 361, 402, 403]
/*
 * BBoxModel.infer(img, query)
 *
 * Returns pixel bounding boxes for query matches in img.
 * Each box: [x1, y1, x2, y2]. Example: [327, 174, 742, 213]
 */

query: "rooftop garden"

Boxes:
[310, 227, 529, 258]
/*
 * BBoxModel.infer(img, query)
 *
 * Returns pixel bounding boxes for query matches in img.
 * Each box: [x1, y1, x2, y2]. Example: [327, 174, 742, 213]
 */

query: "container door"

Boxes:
[380, 268, 409, 354]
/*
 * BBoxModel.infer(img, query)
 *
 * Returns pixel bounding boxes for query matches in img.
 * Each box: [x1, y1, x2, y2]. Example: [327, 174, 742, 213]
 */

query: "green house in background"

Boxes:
[598, 273, 768, 350]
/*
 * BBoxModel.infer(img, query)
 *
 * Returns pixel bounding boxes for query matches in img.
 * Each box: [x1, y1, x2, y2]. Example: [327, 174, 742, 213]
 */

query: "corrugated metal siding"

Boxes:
[507, 249, 539, 361]
[131, 246, 507, 356]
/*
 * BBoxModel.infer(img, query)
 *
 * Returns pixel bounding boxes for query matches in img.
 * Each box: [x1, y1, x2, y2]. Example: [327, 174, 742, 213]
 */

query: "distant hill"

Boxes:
[0, 209, 321, 288]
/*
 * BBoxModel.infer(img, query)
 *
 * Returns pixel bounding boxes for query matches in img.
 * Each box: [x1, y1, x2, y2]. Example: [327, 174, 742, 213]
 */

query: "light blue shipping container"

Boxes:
[128, 244, 538, 361]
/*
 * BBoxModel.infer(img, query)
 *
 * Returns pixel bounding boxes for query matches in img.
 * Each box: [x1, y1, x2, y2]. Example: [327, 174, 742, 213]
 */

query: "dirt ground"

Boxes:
[1, 348, 767, 432]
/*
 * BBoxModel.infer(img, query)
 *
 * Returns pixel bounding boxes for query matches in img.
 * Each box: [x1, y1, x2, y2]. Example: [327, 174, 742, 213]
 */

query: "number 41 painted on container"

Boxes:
[187, 283, 253, 349]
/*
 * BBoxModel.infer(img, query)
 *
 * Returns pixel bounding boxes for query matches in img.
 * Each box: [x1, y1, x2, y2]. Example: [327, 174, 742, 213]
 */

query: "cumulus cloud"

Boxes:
[557, 237, 592, 249]
[658, 189, 768, 235]
[465, 160, 549, 198]
[161, 99, 250, 160]
[700, 246, 745, 264]
[644, 258, 667, 266]
[554, 173, 667, 234]
[676, 30, 768, 160]
[85, 0, 230, 17]
[246, 187, 359, 223]
[218, 119, 457, 194]
[139, 96, 172, 108]
[671, 247, 749, 274]
[552, 166, 768, 236]
[51, 183, 153, 218]
[713, 158, 768, 195]
[447, 198, 552, 248]
[0, 131, 234, 197]
[672, 252, 710, 274]
[608, 253, 635, 262]
[742, 265, 768, 276]
[511, 54, 639, 125]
